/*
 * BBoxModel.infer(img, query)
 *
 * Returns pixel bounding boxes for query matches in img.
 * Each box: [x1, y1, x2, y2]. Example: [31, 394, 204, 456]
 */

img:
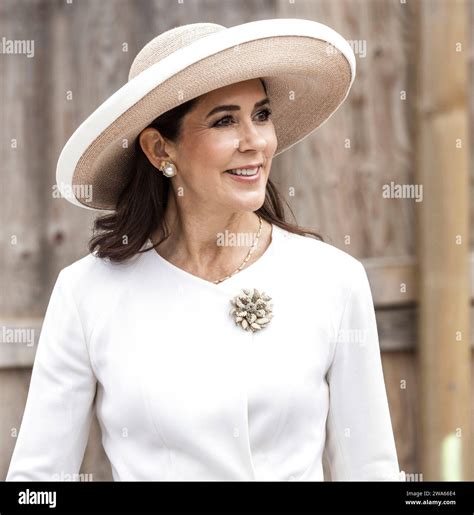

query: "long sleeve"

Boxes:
[6, 269, 97, 481]
[323, 261, 405, 481]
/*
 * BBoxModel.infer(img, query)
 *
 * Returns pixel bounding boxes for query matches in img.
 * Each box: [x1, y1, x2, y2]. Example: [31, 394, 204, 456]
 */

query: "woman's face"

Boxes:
[143, 78, 278, 214]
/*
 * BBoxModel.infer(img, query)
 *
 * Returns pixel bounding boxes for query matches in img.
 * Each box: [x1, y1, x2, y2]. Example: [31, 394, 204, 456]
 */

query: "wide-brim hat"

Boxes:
[56, 18, 356, 211]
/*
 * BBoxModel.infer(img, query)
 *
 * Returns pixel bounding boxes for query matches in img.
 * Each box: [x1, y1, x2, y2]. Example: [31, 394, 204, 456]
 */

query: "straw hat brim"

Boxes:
[56, 18, 356, 211]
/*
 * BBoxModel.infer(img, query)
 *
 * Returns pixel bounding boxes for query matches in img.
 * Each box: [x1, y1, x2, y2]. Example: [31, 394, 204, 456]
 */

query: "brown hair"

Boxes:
[88, 79, 323, 262]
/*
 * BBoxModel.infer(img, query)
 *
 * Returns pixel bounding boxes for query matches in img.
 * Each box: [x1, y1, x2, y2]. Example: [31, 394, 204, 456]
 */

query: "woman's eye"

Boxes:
[213, 108, 272, 127]
[256, 108, 272, 121]
[213, 115, 234, 127]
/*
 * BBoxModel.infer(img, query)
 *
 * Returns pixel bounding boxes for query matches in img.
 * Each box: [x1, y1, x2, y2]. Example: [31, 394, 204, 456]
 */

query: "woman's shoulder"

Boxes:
[275, 224, 363, 274]
[275, 226, 368, 305]
[60, 251, 133, 280]
[56, 248, 146, 304]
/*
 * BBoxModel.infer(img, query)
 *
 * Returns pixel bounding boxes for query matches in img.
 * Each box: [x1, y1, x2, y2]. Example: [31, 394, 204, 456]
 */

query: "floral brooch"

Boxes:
[229, 288, 273, 332]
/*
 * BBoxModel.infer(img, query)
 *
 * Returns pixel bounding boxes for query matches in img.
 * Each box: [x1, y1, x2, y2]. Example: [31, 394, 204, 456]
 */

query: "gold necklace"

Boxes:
[213, 215, 263, 284]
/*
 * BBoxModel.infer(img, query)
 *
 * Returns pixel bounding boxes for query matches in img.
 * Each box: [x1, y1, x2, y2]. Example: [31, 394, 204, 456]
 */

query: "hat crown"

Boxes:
[128, 23, 225, 81]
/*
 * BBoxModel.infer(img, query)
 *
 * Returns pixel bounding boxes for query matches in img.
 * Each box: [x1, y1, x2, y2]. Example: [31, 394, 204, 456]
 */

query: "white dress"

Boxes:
[6, 223, 405, 481]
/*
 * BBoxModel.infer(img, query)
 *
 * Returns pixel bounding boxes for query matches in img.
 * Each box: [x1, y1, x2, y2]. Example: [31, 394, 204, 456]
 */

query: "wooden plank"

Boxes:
[0, 318, 42, 368]
[363, 253, 474, 308]
[48, 0, 152, 281]
[381, 350, 419, 481]
[0, 368, 33, 476]
[274, 0, 415, 259]
[470, 0, 474, 249]
[415, 0, 471, 481]
[0, 0, 54, 317]
[364, 255, 417, 307]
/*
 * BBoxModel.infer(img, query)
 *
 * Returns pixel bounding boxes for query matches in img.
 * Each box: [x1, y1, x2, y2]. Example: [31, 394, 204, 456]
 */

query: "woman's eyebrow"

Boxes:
[205, 97, 270, 119]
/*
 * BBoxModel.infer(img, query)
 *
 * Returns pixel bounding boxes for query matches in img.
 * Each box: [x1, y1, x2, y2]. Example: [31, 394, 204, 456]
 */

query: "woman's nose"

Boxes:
[237, 122, 267, 152]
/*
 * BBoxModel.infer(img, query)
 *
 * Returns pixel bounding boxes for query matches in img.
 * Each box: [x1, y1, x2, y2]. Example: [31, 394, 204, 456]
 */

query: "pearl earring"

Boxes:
[159, 160, 177, 178]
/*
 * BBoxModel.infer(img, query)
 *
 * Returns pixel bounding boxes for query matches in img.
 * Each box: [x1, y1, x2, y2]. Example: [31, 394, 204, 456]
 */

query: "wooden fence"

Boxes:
[0, 0, 472, 481]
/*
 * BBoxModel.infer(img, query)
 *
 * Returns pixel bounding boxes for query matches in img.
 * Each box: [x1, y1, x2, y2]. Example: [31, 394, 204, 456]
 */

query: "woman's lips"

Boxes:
[224, 166, 262, 183]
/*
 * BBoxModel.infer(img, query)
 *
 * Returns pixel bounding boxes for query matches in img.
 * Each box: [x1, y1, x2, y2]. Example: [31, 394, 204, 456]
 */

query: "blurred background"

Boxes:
[0, 0, 472, 481]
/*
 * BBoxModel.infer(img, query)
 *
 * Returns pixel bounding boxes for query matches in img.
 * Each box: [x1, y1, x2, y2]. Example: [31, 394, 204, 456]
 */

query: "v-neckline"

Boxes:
[146, 223, 281, 290]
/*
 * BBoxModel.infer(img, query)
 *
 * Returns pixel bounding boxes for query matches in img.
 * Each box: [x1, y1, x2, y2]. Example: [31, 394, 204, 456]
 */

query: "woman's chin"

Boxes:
[225, 196, 266, 214]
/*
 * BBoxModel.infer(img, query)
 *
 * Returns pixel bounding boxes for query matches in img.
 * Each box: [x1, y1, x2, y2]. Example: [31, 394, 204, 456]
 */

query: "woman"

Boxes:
[6, 18, 405, 481]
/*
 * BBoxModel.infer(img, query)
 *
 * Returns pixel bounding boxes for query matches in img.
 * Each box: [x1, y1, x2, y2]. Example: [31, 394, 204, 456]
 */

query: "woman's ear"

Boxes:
[139, 127, 173, 169]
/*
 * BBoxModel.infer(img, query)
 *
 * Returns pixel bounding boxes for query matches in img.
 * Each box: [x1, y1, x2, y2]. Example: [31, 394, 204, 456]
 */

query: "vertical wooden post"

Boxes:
[415, 0, 471, 480]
